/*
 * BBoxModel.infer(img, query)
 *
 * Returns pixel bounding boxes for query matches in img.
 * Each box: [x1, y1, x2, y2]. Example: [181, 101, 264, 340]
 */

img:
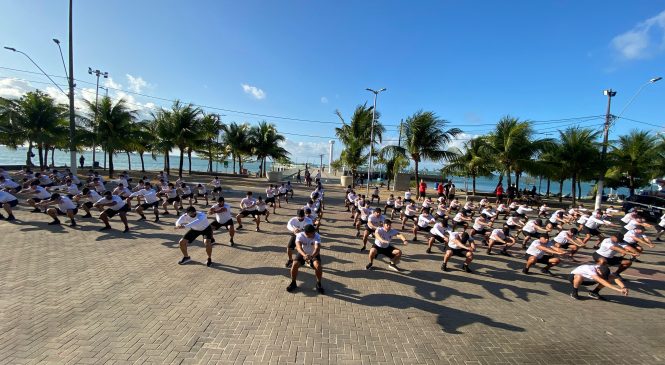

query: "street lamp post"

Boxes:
[365, 87, 386, 195]
[594, 76, 661, 211]
[88, 67, 109, 168]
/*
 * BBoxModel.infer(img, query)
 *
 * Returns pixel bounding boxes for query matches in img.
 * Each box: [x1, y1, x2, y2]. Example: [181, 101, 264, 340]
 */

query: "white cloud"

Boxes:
[320, 96, 328, 104]
[447, 133, 479, 153]
[611, 10, 665, 60]
[241, 83, 266, 100]
[104, 77, 122, 90]
[279, 139, 336, 162]
[126, 74, 149, 93]
[0, 78, 32, 99]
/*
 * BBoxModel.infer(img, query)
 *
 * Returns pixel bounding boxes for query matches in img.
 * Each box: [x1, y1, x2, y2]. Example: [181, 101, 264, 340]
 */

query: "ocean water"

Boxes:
[0, 145, 315, 175]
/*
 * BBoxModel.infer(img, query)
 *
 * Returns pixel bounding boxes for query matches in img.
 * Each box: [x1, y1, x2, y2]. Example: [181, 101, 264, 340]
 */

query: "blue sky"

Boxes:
[1, 0, 664, 168]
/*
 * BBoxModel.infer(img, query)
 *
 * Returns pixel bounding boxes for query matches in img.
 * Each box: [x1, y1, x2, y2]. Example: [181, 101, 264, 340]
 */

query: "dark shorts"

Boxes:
[256, 210, 268, 216]
[497, 194, 504, 200]
[472, 228, 487, 236]
[452, 221, 467, 228]
[104, 204, 129, 218]
[384, 204, 394, 209]
[534, 255, 553, 264]
[404, 198, 413, 204]
[556, 242, 571, 249]
[418, 191, 426, 198]
[656, 225, 664, 232]
[372, 245, 397, 259]
[181, 193, 193, 199]
[211, 219, 233, 230]
[582, 226, 601, 236]
[183, 225, 214, 242]
[364, 225, 376, 234]
[430, 234, 445, 243]
[4, 199, 18, 207]
[213, 187, 222, 193]
[56, 207, 78, 216]
[196, 192, 208, 197]
[592, 252, 624, 266]
[448, 194, 455, 200]
[295, 253, 321, 266]
[265, 197, 275, 204]
[166, 196, 181, 204]
[288, 234, 297, 249]
[393, 207, 402, 212]
[448, 248, 468, 257]
[32, 197, 44, 203]
[525, 230, 540, 239]
[438, 192, 444, 197]
[404, 215, 416, 222]
[372, 194, 379, 199]
[83, 201, 93, 209]
[568, 274, 596, 286]
[140, 201, 160, 210]
[278, 193, 286, 197]
[238, 210, 257, 217]
[416, 225, 430, 232]
[41, 183, 54, 188]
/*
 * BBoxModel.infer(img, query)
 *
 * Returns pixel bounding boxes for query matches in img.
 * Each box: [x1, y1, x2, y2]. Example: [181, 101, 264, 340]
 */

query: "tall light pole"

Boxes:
[328, 140, 334, 174]
[594, 77, 661, 210]
[365, 87, 386, 195]
[88, 67, 109, 167]
[3, 46, 68, 97]
[67, 0, 76, 174]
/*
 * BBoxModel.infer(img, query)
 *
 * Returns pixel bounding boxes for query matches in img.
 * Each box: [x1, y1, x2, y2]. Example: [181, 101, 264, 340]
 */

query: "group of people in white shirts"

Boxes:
[345, 186, 664, 300]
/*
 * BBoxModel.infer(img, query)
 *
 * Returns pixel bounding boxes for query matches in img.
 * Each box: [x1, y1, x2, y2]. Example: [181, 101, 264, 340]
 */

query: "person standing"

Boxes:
[418, 179, 427, 202]
[296, 170, 302, 184]
[286, 224, 324, 294]
[175, 206, 214, 267]
[79, 155, 85, 168]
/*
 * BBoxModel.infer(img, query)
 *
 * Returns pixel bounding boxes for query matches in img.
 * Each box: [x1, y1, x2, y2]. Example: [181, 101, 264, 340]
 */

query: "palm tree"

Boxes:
[151, 109, 177, 175]
[555, 127, 601, 205]
[84, 96, 136, 178]
[607, 130, 661, 196]
[250, 121, 289, 177]
[167, 101, 202, 177]
[377, 147, 409, 190]
[195, 113, 224, 172]
[334, 104, 384, 178]
[0, 91, 68, 168]
[487, 116, 553, 190]
[383, 111, 461, 186]
[125, 120, 154, 172]
[441, 137, 493, 195]
[221, 122, 251, 174]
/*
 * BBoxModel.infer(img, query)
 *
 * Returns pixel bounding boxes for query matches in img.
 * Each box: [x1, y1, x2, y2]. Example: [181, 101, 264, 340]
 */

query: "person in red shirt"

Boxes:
[437, 181, 444, 198]
[495, 183, 504, 203]
[418, 179, 427, 201]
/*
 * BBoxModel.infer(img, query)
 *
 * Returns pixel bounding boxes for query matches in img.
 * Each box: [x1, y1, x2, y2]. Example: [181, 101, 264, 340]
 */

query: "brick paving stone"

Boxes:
[1, 175, 664, 364]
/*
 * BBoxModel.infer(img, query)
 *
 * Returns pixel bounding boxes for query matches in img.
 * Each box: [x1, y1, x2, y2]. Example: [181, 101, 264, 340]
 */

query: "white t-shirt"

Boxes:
[472, 217, 488, 231]
[549, 210, 564, 224]
[585, 216, 608, 230]
[660, 213, 665, 228]
[287, 217, 313, 233]
[386, 197, 395, 206]
[516, 205, 532, 215]
[266, 187, 275, 198]
[359, 207, 371, 221]
[620, 213, 635, 224]
[404, 205, 418, 217]
[522, 220, 538, 233]
[367, 214, 384, 228]
[481, 208, 496, 218]
[448, 231, 472, 249]
[32, 186, 52, 199]
[430, 222, 447, 238]
[623, 230, 643, 244]
[130, 188, 159, 204]
[95, 195, 126, 211]
[436, 204, 447, 217]
[526, 239, 552, 259]
[404, 191, 412, 200]
[374, 227, 400, 248]
[623, 219, 642, 231]
[257, 202, 267, 212]
[577, 214, 589, 225]
[240, 197, 257, 211]
[61, 184, 80, 195]
[175, 211, 210, 231]
[417, 214, 435, 228]
[295, 232, 321, 255]
[211, 178, 221, 187]
[453, 212, 465, 222]
[394, 199, 403, 209]
[490, 228, 505, 240]
[83, 190, 102, 203]
[0, 191, 18, 203]
[506, 216, 521, 226]
[553, 230, 571, 244]
[0, 179, 19, 189]
[56, 196, 77, 211]
[570, 264, 600, 281]
[595, 238, 619, 258]
[211, 203, 232, 223]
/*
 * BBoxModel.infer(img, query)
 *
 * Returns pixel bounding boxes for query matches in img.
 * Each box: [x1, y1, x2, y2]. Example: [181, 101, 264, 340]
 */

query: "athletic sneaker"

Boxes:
[99, 226, 112, 231]
[69, 221, 77, 227]
[230, 240, 235, 247]
[48, 220, 61, 225]
[540, 267, 553, 276]
[122, 227, 129, 233]
[82, 213, 92, 218]
[256, 227, 260, 232]
[285, 259, 293, 268]
[500, 250, 511, 257]
[486, 249, 492, 255]
[462, 264, 473, 273]
[0, 214, 4, 220]
[426, 248, 432, 254]
[360, 246, 366, 252]
[522, 268, 530, 274]
[570, 291, 580, 300]
[365, 262, 373, 270]
[441, 263, 448, 272]
[178, 256, 192, 265]
[137, 216, 146, 221]
[286, 281, 297, 292]
[236, 225, 243, 230]
[31, 208, 41, 213]
[206, 258, 212, 267]
[316, 283, 324, 294]
[388, 263, 402, 272]
[210, 238, 216, 244]
[588, 292, 605, 300]
[7, 215, 16, 221]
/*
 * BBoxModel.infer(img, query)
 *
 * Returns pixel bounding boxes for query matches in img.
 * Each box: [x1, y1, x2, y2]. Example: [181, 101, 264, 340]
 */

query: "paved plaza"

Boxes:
[1, 177, 664, 364]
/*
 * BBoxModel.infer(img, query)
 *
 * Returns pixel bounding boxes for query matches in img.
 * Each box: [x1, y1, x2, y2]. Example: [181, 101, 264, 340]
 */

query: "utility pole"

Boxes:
[319, 154, 324, 172]
[393, 119, 403, 191]
[365, 88, 387, 195]
[88, 68, 108, 168]
[68, 0, 77, 173]
[594, 89, 616, 211]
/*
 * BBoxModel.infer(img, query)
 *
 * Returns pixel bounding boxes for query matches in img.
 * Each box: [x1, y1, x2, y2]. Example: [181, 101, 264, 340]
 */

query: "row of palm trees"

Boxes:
[334, 106, 664, 204]
[0, 91, 290, 178]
